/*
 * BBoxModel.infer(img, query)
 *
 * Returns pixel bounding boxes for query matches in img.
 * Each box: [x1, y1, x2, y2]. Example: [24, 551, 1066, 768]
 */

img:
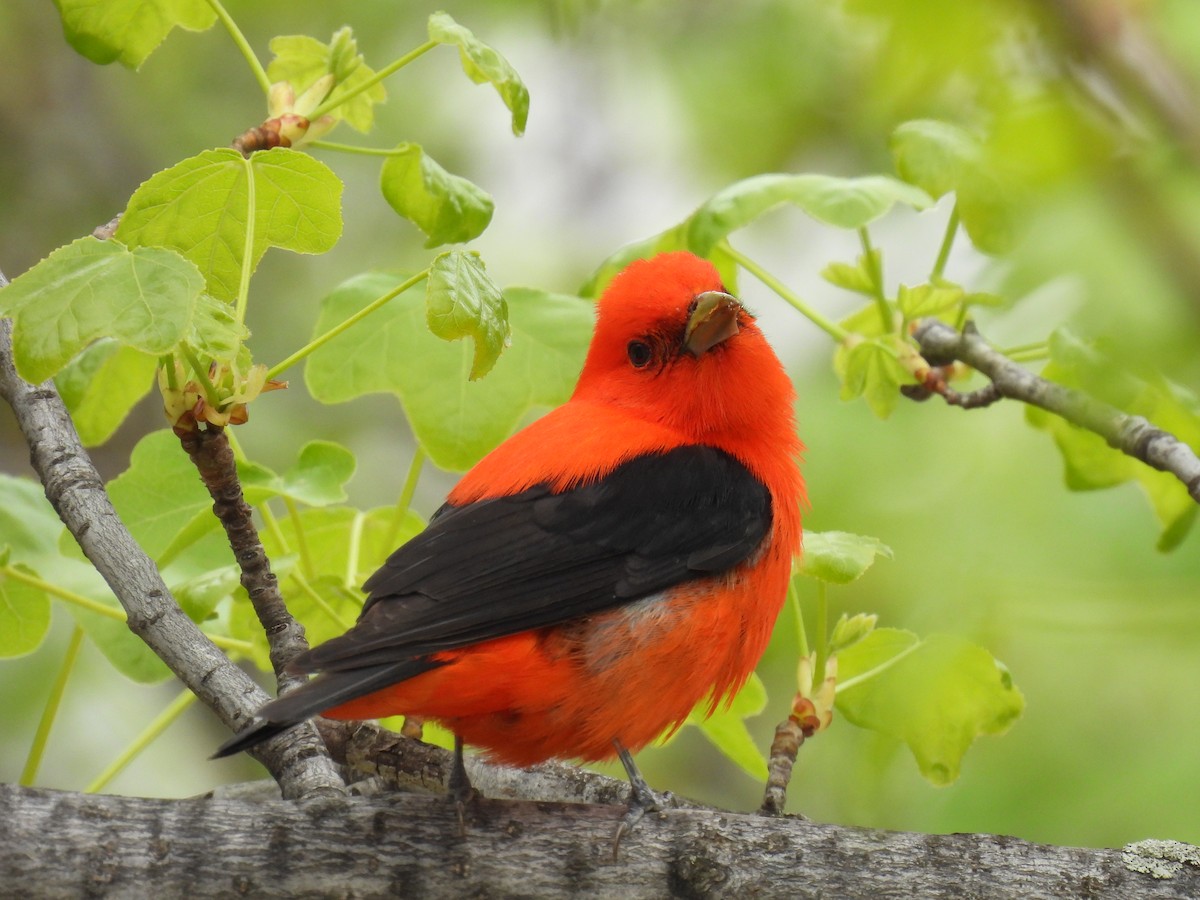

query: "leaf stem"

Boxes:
[85, 689, 198, 794]
[180, 345, 221, 407]
[159, 354, 178, 392]
[385, 448, 425, 549]
[1, 566, 254, 655]
[292, 570, 353, 630]
[235, 154, 257, 329]
[310, 40, 438, 120]
[788, 576, 809, 659]
[283, 498, 315, 582]
[19, 624, 85, 787]
[932, 204, 960, 281]
[858, 227, 892, 333]
[203, 0, 271, 94]
[722, 243, 849, 343]
[266, 269, 430, 381]
[813, 582, 829, 689]
[308, 141, 412, 157]
[346, 510, 366, 590]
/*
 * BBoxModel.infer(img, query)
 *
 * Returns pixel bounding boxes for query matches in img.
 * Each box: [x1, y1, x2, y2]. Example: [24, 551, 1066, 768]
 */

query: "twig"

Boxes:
[0, 271, 341, 799]
[175, 424, 312, 689]
[912, 319, 1200, 504]
[760, 718, 807, 816]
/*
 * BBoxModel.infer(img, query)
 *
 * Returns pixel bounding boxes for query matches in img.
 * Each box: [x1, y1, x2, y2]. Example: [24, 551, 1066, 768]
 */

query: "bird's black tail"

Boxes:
[211, 657, 443, 759]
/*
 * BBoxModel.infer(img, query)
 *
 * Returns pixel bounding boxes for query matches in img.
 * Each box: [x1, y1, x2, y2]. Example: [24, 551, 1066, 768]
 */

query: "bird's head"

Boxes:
[573, 252, 795, 442]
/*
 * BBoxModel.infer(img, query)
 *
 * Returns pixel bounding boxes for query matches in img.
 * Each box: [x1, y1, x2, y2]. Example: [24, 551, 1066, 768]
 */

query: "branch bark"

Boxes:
[176, 423, 312, 689]
[0, 297, 341, 800]
[2, 783, 1196, 899]
[912, 319, 1200, 504]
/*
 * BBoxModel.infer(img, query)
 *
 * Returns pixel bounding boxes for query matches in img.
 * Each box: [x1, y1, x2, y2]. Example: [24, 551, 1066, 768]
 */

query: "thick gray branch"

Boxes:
[913, 319, 1200, 504]
[0, 306, 341, 800]
[2, 784, 1196, 899]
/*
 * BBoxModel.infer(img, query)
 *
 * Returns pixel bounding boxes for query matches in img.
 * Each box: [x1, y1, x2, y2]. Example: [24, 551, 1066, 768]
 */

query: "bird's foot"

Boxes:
[448, 735, 477, 837]
[611, 740, 673, 858]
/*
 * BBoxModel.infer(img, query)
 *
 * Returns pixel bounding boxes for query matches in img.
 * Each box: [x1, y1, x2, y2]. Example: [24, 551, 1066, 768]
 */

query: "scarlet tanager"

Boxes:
[216, 251, 804, 819]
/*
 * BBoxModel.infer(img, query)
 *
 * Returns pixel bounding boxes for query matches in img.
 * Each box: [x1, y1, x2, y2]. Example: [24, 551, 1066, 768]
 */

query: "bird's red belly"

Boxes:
[324, 556, 789, 766]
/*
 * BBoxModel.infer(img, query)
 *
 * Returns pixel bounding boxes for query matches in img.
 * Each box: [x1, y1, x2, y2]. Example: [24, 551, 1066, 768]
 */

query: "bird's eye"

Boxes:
[626, 340, 653, 369]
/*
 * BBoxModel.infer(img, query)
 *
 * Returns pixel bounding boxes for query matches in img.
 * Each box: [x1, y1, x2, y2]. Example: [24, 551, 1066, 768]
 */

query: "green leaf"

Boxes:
[687, 174, 932, 256]
[268, 28, 386, 133]
[0, 237, 204, 382]
[0, 476, 67, 572]
[820, 251, 880, 296]
[245, 441, 357, 508]
[380, 144, 495, 248]
[53, 0, 216, 69]
[890, 119, 981, 201]
[428, 12, 530, 136]
[829, 613, 878, 653]
[172, 563, 241, 623]
[307, 274, 592, 471]
[102, 429, 215, 561]
[116, 148, 343, 302]
[896, 283, 964, 320]
[0, 565, 52, 658]
[579, 229, 740, 301]
[684, 672, 769, 780]
[426, 251, 510, 380]
[838, 339, 913, 418]
[836, 629, 1024, 785]
[188, 293, 248, 360]
[54, 340, 157, 447]
[957, 170, 1019, 255]
[798, 531, 893, 585]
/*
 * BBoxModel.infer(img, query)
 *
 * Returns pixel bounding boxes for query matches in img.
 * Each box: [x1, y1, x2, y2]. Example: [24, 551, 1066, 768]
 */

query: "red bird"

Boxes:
[217, 251, 804, 820]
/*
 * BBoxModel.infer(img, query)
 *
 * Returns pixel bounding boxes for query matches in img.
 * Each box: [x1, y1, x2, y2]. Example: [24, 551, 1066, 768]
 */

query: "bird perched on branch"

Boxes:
[216, 251, 804, 834]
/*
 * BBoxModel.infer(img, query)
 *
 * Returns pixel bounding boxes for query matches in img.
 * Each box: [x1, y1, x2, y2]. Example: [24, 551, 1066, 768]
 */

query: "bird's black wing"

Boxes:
[299, 444, 772, 671]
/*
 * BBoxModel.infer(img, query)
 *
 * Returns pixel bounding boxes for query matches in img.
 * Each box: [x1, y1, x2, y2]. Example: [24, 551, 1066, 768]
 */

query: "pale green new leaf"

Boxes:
[306, 274, 592, 471]
[798, 531, 893, 585]
[116, 148, 343, 302]
[0, 237, 203, 382]
[53, 0, 216, 69]
[55, 340, 158, 447]
[426, 251, 510, 380]
[687, 174, 932, 255]
[839, 340, 912, 419]
[836, 629, 1025, 785]
[821, 251, 879, 296]
[268, 28, 386, 133]
[0, 564, 52, 658]
[428, 11, 530, 136]
[380, 144, 494, 248]
[896, 283, 964, 320]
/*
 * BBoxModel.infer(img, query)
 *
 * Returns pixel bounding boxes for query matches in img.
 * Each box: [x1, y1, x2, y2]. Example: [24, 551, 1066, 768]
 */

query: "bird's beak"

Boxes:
[685, 291, 742, 356]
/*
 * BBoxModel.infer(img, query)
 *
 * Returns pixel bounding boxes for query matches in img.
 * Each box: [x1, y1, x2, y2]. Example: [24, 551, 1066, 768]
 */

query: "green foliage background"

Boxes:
[2, 0, 1200, 850]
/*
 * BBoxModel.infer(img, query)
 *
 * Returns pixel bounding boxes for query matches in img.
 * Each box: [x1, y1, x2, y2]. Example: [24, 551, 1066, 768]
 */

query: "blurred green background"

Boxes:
[2, 0, 1199, 851]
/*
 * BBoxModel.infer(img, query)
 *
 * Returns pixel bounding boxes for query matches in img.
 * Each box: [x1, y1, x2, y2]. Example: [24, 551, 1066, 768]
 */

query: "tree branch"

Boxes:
[175, 423, 312, 690]
[912, 319, 1200, 504]
[2, 783, 1196, 898]
[0, 288, 341, 799]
